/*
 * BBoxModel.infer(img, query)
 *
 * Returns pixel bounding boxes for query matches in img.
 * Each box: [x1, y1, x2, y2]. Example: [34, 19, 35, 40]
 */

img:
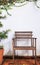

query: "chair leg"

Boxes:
[35, 39, 36, 65]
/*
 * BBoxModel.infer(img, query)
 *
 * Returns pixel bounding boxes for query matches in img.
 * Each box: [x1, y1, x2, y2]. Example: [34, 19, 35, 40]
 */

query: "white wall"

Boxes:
[0, 2, 40, 56]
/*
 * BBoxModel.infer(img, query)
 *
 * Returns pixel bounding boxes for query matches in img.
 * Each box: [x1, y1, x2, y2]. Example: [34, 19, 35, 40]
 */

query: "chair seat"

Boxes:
[14, 46, 35, 50]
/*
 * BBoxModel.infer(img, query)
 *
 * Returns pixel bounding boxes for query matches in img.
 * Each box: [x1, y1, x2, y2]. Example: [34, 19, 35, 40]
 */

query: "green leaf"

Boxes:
[0, 15, 6, 19]
[0, 22, 3, 27]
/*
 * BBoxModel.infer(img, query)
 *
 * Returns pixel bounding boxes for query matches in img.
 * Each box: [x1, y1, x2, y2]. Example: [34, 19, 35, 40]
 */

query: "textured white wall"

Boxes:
[0, 2, 40, 56]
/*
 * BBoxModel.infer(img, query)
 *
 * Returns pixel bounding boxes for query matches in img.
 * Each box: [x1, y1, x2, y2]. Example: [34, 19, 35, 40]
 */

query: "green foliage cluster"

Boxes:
[0, 0, 39, 16]
[0, 0, 14, 5]
[0, 22, 10, 40]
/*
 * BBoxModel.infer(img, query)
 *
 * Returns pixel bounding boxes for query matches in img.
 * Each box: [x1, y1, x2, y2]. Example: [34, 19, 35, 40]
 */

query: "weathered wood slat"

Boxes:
[15, 37, 36, 39]
[15, 31, 32, 33]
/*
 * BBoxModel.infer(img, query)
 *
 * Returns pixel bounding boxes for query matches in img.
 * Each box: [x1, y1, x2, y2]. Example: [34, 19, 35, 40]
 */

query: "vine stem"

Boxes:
[34, 1, 40, 8]
[14, 1, 28, 7]
[4, 5, 11, 16]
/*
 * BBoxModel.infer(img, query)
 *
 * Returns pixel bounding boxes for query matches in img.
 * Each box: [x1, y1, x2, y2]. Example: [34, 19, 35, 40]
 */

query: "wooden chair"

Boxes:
[9, 31, 37, 65]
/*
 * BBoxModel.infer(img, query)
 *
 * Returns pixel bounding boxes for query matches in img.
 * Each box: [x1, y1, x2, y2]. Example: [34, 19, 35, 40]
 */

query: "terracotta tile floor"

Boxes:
[1, 58, 40, 65]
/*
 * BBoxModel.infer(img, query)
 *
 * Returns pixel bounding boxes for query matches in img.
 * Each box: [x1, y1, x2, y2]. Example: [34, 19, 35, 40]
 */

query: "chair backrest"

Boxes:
[15, 31, 33, 39]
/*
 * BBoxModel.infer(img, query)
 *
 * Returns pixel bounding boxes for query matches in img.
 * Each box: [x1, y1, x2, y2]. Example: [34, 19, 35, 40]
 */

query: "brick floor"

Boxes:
[1, 58, 40, 65]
